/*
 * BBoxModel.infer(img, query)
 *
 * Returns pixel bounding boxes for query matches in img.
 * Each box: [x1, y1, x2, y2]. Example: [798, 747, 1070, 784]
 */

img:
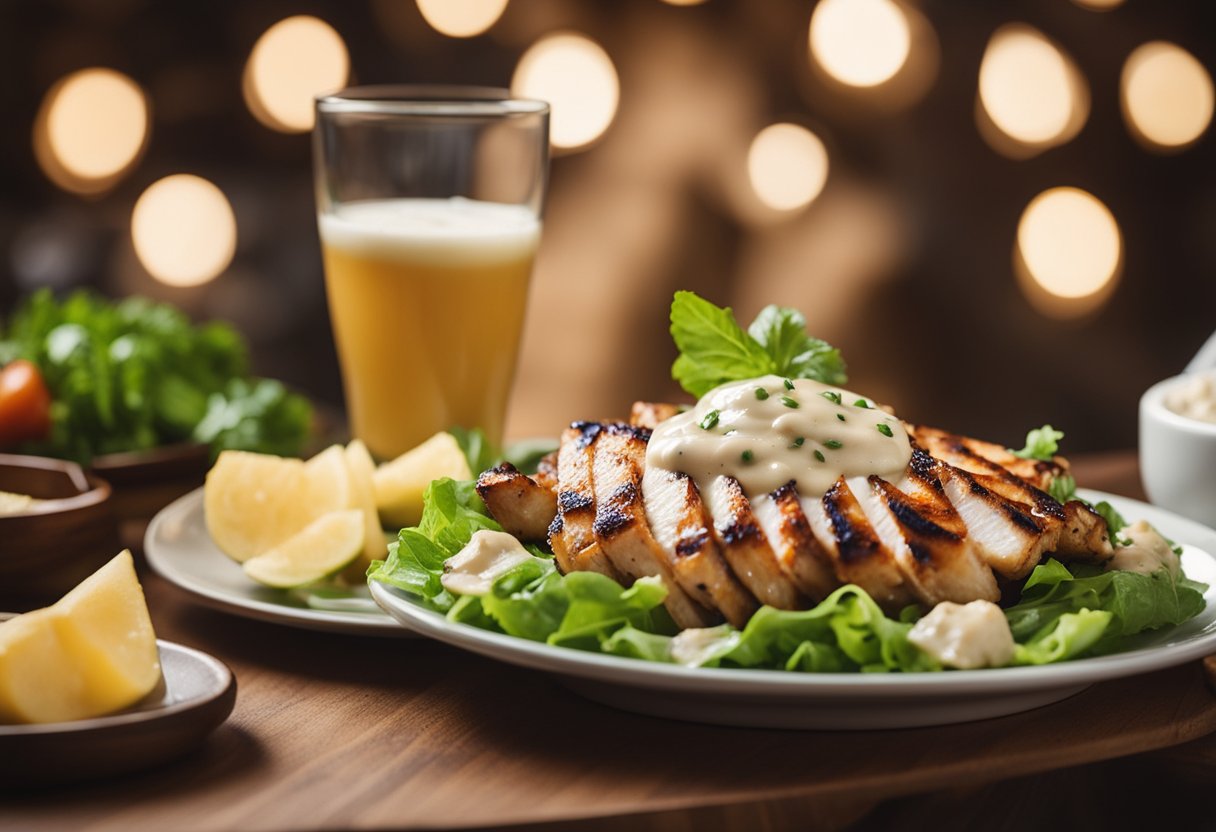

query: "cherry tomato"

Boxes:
[0, 360, 52, 448]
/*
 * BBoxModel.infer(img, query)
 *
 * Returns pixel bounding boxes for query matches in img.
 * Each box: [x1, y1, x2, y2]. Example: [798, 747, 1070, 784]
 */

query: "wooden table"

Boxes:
[6, 453, 1216, 832]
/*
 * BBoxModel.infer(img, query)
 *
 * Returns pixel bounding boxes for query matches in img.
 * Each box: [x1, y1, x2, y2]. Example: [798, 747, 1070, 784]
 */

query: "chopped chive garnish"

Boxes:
[741, 449, 754, 463]
[823, 439, 843, 450]
[821, 391, 842, 404]
[754, 387, 770, 400]
[813, 450, 826, 463]
[854, 399, 870, 409]
[876, 423, 894, 437]
[793, 437, 805, 447]
[780, 396, 799, 409]
[836, 413, 846, 422]
[783, 378, 795, 390]
[699, 410, 720, 430]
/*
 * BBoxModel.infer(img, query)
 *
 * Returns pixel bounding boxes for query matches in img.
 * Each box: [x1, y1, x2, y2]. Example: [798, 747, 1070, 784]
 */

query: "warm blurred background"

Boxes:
[1, 0, 1213, 453]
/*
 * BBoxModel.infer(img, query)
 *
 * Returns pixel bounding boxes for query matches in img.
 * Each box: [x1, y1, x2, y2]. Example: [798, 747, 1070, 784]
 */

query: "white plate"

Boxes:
[0, 638, 235, 787]
[370, 490, 1216, 729]
[145, 488, 411, 637]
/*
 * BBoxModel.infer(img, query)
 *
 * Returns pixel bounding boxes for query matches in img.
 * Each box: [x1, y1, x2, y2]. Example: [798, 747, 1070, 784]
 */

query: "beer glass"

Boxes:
[314, 86, 549, 459]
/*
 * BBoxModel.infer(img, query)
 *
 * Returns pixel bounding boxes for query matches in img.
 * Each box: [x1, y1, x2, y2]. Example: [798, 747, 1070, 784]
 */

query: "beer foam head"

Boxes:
[318, 198, 540, 266]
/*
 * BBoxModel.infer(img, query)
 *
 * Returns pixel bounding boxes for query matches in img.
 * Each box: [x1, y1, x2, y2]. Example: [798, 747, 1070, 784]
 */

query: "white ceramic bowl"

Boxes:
[1140, 375, 1216, 528]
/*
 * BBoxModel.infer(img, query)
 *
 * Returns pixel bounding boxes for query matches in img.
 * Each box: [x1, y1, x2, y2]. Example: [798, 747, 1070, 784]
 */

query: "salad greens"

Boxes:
[1010, 424, 1065, 461]
[449, 426, 557, 478]
[670, 291, 846, 397]
[0, 289, 311, 462]
[1005, 558, 1206, 658]
[368, 477, 1208, 672]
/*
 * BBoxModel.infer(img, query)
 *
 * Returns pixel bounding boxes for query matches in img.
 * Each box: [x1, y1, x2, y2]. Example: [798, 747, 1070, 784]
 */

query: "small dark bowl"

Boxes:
[91, 443, 211, 542]
[0, 454, 120, 608]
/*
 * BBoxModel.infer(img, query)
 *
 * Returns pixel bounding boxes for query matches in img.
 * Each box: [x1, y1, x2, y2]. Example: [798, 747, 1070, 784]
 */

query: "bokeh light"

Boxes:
[1071, 0, 1125, 9]
[416, 0, 509, 38]
[660, 0, 709, 5]
[1016, 187, 1121, 317]
[809, 0, 911, 88]
[512, 33, 619, 151]
[243, 15, 349, 133]
[131, 175, 237, 287]
[747, 124, 829, 212]
[33, 68, 148, 195]
[978, 25, 1088, 156]
[1122, 42, 1214, 151]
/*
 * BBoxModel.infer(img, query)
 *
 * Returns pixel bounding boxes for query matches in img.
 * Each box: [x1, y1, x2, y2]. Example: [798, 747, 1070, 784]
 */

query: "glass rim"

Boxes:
[316, 85, 549, 117]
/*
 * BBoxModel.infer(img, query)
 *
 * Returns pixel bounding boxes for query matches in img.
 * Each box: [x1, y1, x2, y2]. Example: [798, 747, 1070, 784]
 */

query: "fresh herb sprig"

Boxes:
[669, 291, 846, 397]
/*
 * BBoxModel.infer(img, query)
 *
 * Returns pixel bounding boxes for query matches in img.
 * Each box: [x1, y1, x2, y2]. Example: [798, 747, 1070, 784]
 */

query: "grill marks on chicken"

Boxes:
[547, 423, 622, 580]
[642, 466, 759, 627]
[478, 417, 1114, 624]
[476, 462, 557, 543]
[590, 425, 719, 628]
[705, 475, 808, 610]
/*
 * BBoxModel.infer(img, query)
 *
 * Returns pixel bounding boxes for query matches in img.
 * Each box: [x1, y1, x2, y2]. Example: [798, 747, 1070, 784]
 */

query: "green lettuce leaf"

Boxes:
[366, 478, 500, 612]
[1010, 424, 1064, 461]
[1014, 609, 1112, 665]
[678, 585, 939, 673]
[1005, 558, 1207, 656]
[1047, 474, 1077, 503]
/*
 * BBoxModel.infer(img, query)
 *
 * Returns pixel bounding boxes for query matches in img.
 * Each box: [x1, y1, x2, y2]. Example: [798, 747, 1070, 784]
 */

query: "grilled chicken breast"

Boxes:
[548, 423, 623, 580]
[642, 466, 759, 627]
[475, 414, 1115, 629]
[476, 462, 557, 543]
[589, 424, 718, 629]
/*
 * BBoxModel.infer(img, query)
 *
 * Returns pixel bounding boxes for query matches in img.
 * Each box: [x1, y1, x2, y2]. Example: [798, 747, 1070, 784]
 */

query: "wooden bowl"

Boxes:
[91, 443, 211, 542]
[0, 454, 120, 608]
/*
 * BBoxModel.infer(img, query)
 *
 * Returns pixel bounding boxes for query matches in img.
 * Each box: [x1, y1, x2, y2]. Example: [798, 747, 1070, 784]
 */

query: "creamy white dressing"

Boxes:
[646, 375, 911, 499]
[669, 625, 738, 666]
[907, 600, 1015, 670]
[441, 530, 535, 596]
[1164, 371, 1216, 424]
[1107, 520, 1181, 577]
[0, 491, 40, 516]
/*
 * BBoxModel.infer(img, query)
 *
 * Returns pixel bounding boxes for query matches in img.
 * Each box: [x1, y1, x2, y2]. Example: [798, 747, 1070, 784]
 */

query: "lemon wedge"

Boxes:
[345, 439, 385, 565]
[242, 509, 365, 588]
[373, 431, 472, 529]
[205, 445, 353, 562]
[0, 550, 160, 724]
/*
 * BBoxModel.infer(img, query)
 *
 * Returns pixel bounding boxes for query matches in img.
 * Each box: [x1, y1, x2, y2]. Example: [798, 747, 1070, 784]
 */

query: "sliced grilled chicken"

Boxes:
[534, 451, 559, 493]
[911, 425, 1066, 492]
[476, 462, 558, 543]
[629, 401, 683, 430]
[848, 450, 1000, 605]
[1054, 501, 1113, 562]
[935, 463, 1059, 579]
[642, 466, 759, 627]
[590, 424, 718, 628]
[751, 483, 839, 602]
[805, 479, 917, 610]
[549, 423, 623, 580]
[704, 475, 807, 610]
[921, 435, 1112, 568]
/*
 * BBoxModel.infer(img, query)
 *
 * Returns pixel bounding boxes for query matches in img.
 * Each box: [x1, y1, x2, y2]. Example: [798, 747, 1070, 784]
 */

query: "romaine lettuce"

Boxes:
[368, 481, 1209, 672]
